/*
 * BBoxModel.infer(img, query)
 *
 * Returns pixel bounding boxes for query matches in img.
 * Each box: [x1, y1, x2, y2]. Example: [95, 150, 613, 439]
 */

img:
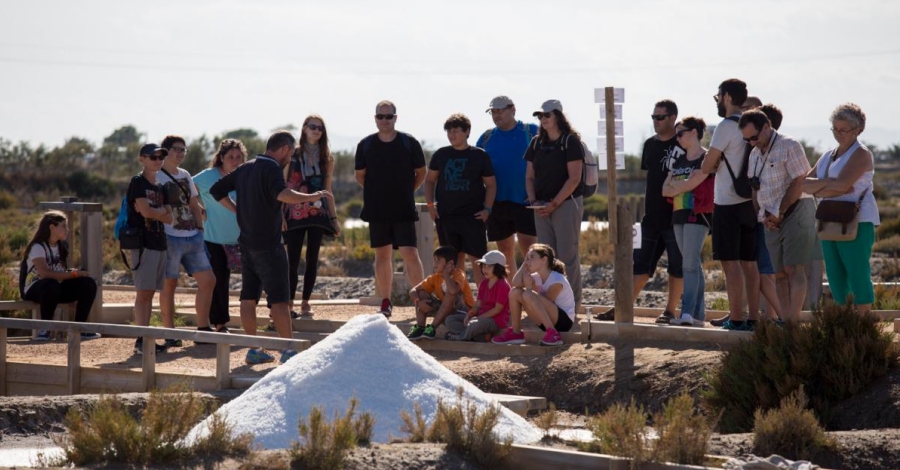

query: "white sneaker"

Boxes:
[673, 314, 695, 326]
[692, 318, 706, 327]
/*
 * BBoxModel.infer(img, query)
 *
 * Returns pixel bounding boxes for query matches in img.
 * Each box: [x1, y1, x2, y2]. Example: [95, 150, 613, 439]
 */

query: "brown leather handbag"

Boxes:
[815, 154, 868, 241]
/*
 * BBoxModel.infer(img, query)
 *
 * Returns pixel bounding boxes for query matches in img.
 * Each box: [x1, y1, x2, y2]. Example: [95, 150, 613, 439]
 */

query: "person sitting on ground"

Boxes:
[492, 243, 575, 347]
[406, 246, 475, 341]
[20, 210, 100, 341]
[444, 250, 511, 342]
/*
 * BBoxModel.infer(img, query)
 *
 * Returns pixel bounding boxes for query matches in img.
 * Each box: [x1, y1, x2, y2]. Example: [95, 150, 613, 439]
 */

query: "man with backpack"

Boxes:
[476, 96, 539, 274]
[355, 100, 427, 317]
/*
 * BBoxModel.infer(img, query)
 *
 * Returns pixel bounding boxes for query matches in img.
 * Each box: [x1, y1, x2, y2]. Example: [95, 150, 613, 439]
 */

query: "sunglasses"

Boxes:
[743, 133, 760, 143]
[144, 153, 166, 161]
[650, 114, 670, 121]
[168, 146, 187, 154]
[375, 114, 395, 120]
[538, 112, 554, 119]
[306, 124, 325, 131]
[675, 129, 692, 138]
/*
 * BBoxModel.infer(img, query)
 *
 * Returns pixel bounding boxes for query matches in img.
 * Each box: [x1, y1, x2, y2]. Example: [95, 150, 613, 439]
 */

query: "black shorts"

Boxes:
[539, 306, 575, 333]
[712, 201, 758, 261]
[633, 221, 683, 278]
[369, 221, 417, 249]
[436, 217, 487, 258]
[240, 247, 290, 304]
[486, 201, 537, 241]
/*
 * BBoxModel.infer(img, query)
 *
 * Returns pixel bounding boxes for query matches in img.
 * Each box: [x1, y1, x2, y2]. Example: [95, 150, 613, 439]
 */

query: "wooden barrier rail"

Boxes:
[0, 318, 310, 396]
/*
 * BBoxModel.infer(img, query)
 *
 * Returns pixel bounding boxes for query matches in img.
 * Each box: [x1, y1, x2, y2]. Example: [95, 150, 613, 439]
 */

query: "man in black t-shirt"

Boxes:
[425, 113, 496, 285]
[626, 99, 685, 324]
[211, 131, 332, 365]
[355, 100, 427, 317]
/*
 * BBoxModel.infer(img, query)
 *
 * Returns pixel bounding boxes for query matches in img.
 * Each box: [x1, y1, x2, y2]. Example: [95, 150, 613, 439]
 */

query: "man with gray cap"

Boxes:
[476, 96, 539, 274]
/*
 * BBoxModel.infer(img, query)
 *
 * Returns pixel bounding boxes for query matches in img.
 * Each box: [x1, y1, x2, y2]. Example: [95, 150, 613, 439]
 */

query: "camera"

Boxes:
[749, 176, 761, 191]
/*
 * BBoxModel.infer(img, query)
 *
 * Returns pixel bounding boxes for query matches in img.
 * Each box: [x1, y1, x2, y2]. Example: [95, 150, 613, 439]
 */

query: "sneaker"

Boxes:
[245, 348, 275, 365]
[163, 338, 183, 348]
[407, 325, 426, 341]
[80, 332, 101, 340]
[194, 326, 213, 345]
[422, 324, 436, 340]
[445, 332, 463, 341]
[672, 314, 695, 326]
[655, 310, 675, 325]
[692, 318, 707, 327]
[593, 308, 615, 321]
[709, 314, 730, 327]
[721, 319, 752, 331]
[378, 299, 393, 318]
[35, 330, 51, 341]
[491, 327, 526, 345]
[290, 310, 301, 320]
[539, 328, 563, 346]
[280, 349, 299, 364]
[215, 326, 230, 333]
[134, 339, 167, 355]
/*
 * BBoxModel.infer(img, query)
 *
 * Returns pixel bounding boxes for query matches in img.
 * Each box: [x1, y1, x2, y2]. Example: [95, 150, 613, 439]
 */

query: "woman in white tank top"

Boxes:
[803, 103, 879, 314]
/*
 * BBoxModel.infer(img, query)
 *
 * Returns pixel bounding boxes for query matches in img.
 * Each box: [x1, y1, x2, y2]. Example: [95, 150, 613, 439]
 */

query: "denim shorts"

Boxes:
[165, 232, 212, 278]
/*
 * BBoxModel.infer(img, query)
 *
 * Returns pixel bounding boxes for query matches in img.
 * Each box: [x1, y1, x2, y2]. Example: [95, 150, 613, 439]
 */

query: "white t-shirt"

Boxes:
[24, 243, 64, 295]
[157, 167, 200, 238]
[530, 271, 576, 320]
[710, 116, 752, 206]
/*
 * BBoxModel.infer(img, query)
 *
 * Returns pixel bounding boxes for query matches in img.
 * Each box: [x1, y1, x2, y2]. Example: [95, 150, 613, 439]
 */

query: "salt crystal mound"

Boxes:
[187, 314, 542, 449]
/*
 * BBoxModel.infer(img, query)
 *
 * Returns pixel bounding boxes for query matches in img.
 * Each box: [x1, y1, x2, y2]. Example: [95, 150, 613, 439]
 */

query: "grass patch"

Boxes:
[752, 387, 834, 461]
[289, 397, 374, 470]
[703, 300, 899, 432]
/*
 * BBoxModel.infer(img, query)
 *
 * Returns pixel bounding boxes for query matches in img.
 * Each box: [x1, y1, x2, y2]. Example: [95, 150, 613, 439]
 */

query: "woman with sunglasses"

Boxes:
[283, 115, 340, 318]
[193, 139, 247, 333]
[662, 117, 712, 326]
[524, 100, 584, 305]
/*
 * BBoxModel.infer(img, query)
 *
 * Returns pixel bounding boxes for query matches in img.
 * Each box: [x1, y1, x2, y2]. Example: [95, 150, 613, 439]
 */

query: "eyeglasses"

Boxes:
[675, 129, 692, 138]
[830, 127, 857, 135]
[651, 114, 670, 121]
[713, 94, 721, 103]
[144, 154, 166, 161]
[306, 124, 325, 131]
[375, 114, 395, 120]
[743, 133, 760, 143]
[168, 146, 187, 154]
[538, 112, 554, 119]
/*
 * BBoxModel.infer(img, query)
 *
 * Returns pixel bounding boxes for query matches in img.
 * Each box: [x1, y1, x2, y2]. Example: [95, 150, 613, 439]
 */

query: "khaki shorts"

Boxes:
[764, 198, 817, 272]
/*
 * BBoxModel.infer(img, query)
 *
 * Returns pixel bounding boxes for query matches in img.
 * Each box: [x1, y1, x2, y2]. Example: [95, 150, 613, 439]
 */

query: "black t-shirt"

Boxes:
[523, 134, 584, 202]
[640, 136, 683, 228]
[210, 155, 287, 250]
[355, 132, 426, 223]
[429, 146, 495, 218]
[669, 153, 711, 227]
[126, 174, 169, 251]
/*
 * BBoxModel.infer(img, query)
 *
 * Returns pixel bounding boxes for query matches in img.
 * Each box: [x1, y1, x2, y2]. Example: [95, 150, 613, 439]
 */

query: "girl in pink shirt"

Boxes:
[445, 250, 510, 341]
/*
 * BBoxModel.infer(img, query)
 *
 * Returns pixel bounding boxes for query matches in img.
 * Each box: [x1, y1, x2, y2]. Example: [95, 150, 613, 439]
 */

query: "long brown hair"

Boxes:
[23, 211, 68, 267]
[296, 114, 333, 171]
[537, 109, 581, 144]
[210, 139, 248, 168]
[529, 243, 565, 274]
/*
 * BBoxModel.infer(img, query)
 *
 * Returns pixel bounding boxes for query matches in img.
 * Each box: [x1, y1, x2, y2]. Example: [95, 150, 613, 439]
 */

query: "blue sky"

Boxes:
[1, 0, 898, 155]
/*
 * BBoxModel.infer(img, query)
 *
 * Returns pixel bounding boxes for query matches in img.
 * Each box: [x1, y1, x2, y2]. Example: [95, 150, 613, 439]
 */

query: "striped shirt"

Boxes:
[749, 132, 811, 221]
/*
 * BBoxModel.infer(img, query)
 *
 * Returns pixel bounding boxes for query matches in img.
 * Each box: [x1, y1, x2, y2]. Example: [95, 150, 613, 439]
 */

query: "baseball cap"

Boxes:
[532, 99, 563, 117]
[139, 143, 168, 157]
[476, 250, 507, 266]
[485, 95, 514, 112]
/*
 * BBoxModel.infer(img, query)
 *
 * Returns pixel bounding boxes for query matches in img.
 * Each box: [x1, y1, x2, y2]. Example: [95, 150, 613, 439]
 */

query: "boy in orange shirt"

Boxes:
[407, 246, 475, 340]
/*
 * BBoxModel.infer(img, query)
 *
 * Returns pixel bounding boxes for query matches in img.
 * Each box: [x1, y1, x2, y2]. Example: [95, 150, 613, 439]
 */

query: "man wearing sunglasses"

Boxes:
[355, 100, 427, 317]
[621, 99, 685, 324]
[738, 110, 815, 322]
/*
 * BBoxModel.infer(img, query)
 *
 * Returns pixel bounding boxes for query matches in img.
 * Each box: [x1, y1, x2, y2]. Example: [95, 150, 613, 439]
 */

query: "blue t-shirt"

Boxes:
[476, 121, 537, 204]
[193, 167, 240, 245]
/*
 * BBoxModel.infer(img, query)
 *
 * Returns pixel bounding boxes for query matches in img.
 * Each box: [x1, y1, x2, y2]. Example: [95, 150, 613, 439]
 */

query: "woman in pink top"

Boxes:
[445, 250, 511, 341]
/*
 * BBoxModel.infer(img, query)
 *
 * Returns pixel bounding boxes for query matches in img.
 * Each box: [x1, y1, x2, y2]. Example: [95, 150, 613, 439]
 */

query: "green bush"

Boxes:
[874, 235, 900, 256]
[652, 392, 711, 466]
[289, 397, 374, 470]
[583, 194, 609, 220]
[876, 216, 900, 239]
[580, 399, 649, 467]
[703, 300, 899, 432]
[752, 387, 833, 460]
[0, 190, 16, 210]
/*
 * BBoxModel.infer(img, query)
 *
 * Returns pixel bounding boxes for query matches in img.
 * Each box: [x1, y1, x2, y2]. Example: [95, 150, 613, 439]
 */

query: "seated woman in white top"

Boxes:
[492, 243, 575, 346]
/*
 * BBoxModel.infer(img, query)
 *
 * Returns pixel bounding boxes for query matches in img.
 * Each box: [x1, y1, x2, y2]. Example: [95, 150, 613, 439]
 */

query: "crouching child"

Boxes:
[407, 246, 475, 341]
[444, 250, 510, 341]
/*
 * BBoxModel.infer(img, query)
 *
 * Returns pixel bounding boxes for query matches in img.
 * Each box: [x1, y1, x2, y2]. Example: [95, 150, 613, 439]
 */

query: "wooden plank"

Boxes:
[156, 373, 217, 392]
[81, 368, 143, 393]
[216, 343, 231, 390]
[414, 338, 555, 356]
[614, 203, 634, 323]
[488, 393, 547, 416]
[895, 319, 900, 333]
[508, 444, 613, 469]
[0, 301, 39, 310]
[6, 363, 66, 386]
[582, 322, 751, 345]
[67, 330, 81, 394]
[0, 327, 6, 396]
[5, 382, 69, 397]
[142, 335, 155, 391]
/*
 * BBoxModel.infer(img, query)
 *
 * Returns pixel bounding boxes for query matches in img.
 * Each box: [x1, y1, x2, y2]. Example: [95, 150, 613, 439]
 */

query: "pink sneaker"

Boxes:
[491, 327, 525, 345]
[539, 328, 563, 346]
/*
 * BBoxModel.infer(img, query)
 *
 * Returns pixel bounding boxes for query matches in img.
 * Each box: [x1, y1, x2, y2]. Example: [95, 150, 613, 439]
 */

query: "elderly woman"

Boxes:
[524, 100, 584, 305]
[803, 103, 879, 313]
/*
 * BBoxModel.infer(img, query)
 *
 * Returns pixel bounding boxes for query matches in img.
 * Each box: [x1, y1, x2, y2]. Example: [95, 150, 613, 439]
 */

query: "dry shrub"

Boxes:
[289, 397, 374, 470]
[875, 284, 900, 310]
[652, 392, 712, 465]
[534, 402, 559, 438]
[579, 223, 615, 267]
[704, 300, 899, 432]
[55, 383, 251, 466]
[399, 402, 428, 443]
[752, 387, 833, 460]
[580, 399, 649, 468]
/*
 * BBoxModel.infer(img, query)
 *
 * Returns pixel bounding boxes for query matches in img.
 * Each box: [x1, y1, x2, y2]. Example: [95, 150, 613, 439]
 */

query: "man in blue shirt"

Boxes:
[476, 96, 538, 274]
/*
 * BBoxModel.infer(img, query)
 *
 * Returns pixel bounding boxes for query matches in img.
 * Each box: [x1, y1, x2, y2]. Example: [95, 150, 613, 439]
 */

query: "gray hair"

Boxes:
[830, 103, 866, 133]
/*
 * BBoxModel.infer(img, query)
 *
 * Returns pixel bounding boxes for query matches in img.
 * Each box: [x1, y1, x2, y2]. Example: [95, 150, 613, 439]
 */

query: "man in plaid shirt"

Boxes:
[738, 109, 816, 321]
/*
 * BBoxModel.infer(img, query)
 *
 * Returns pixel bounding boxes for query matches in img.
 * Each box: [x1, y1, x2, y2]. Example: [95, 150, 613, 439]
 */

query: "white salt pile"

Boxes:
[188, 314, 542, 449]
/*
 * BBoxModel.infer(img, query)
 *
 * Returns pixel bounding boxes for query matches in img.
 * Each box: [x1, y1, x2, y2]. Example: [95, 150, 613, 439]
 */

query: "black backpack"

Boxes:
[19, 242, 50, 298]
[723, 115, 752, 198]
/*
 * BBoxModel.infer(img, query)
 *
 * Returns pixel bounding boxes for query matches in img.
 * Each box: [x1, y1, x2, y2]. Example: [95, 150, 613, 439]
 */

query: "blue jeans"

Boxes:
[673, 223, 709, 320]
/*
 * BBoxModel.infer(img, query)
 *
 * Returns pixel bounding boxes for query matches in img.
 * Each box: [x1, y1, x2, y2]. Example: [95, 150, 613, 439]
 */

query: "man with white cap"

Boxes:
[476, 96, 539, 274]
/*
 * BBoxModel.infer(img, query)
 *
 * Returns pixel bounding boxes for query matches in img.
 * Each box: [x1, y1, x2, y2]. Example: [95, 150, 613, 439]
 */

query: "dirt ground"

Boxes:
[2, 288, 900, 469]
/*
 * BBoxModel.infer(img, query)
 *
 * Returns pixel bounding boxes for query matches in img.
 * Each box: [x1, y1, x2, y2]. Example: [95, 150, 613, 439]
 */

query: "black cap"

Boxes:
[139, 143, 168, 157]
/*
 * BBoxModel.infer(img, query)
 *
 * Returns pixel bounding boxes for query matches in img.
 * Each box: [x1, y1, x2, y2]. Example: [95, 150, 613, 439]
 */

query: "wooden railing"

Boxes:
[0, 317, 310, 396]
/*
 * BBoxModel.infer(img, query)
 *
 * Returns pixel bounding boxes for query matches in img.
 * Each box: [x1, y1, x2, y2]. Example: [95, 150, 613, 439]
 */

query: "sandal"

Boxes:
[593, 308, 615, 321]
[655, 310, 676, 324]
